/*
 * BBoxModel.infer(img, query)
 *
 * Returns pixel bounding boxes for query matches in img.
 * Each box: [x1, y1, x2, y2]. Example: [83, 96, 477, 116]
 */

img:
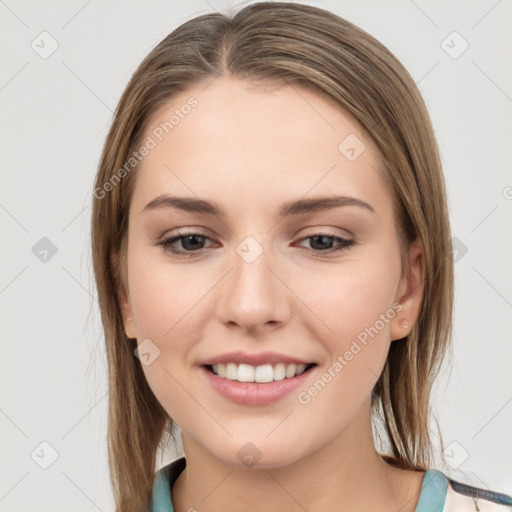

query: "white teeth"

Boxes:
[254, 364, 274, 383]
[217, 363, 226, 378]
[296, 364, 307, 375]
[225, 363, 238, 380]
[238, 363, 255, 382]
[285, 364, 296, 378]
[273, 363, 286, 381]
[210, 362, 311, 382]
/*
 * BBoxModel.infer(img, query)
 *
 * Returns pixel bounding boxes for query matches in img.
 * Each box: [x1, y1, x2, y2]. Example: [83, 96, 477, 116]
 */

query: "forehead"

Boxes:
[131, 76, 391, 218]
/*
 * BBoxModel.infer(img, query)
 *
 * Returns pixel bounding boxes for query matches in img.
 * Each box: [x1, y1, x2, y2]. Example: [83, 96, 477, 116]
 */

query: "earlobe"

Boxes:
[111, 251, 137, 340]
[120, 294, 137, 339]
[398, 318, 409, 330]
[390, 239, 425, 342]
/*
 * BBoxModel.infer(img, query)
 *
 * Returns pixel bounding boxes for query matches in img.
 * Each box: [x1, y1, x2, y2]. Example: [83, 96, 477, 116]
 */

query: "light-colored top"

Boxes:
[151, 457, 512, 512]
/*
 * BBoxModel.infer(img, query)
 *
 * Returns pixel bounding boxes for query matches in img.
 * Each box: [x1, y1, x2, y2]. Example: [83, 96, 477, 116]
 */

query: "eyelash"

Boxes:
[156, 230, 355, 258]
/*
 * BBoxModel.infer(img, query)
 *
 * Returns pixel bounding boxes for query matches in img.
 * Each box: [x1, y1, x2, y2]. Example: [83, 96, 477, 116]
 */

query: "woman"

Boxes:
[90, 3, 511, 511]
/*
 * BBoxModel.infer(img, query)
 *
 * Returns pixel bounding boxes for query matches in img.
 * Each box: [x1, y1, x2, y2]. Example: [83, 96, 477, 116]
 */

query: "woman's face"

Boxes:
[119, 76, 423, 468]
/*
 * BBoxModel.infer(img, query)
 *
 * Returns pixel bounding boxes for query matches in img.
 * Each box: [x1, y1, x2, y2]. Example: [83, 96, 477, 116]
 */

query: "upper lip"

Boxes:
[200, 351, 315, 367]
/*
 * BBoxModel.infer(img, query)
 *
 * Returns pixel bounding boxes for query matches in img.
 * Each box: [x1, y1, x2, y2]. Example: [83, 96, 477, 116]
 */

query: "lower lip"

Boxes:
[199, 365, 316, 406]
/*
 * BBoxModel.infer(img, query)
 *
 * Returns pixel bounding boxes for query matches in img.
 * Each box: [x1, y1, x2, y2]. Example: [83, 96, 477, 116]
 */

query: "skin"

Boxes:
[118, 76, 426, 512]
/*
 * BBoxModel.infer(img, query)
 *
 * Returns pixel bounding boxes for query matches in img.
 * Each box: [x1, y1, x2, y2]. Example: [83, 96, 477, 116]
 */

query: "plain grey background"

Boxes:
[1, 0, 511, 510]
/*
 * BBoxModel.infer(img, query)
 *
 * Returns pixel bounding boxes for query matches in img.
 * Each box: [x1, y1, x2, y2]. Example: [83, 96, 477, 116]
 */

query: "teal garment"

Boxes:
[415, 468, 449, 512]
[151, 457, 450, 512]
[151, 457, 186, 512]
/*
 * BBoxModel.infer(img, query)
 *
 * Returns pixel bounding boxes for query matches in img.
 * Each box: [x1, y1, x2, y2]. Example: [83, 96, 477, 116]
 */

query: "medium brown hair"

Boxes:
[91, 3, 453, 510]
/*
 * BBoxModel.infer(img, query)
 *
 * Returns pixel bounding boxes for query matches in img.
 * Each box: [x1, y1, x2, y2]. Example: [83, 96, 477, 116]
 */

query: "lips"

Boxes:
[200, 363, 317, 406]
[206, 362, 316, 383]
[200, 350, 315, 367]
[198, 350, 318, 405]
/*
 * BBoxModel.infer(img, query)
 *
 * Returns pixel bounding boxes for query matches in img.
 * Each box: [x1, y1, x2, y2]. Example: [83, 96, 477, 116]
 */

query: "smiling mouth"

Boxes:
[203, 362, 317, 383]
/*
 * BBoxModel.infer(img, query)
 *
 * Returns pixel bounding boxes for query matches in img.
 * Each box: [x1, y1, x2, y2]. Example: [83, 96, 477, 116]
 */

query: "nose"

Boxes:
[215, 237, 291, 336]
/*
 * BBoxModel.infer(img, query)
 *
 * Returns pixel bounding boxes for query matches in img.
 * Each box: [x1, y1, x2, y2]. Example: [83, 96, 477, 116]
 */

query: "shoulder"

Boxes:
[434, 469, 512, 512]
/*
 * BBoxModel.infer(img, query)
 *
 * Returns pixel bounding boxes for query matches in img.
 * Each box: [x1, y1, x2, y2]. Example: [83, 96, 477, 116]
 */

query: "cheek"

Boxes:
[297, 255, 400, 397]
[128, 244, 207, 338]
[303, 255, 400, 341]
[294, 268, 399, 421]
[126, 249, 211, 417]
[126, 244, 221, 401]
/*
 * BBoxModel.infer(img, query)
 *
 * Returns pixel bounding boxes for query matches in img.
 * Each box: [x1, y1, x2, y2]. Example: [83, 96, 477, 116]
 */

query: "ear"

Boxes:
[390, 239, 425, 342]
[111, 251, 137, 340]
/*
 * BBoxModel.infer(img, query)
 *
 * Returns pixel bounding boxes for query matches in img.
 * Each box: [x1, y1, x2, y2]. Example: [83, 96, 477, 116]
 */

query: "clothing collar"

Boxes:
[151, 457, 448, 512]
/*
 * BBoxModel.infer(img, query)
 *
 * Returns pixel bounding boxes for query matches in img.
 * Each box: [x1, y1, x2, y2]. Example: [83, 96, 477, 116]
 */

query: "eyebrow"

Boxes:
[142, 194, 375, 217]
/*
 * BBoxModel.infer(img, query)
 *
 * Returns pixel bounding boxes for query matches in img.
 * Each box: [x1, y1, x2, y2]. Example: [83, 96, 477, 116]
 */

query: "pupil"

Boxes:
[183, 235, 204, 250]
[311, 235, 333, 251]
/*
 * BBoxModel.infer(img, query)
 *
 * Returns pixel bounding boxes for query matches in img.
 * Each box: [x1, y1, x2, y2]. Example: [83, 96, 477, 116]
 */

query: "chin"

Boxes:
[206, 436, 306, 470]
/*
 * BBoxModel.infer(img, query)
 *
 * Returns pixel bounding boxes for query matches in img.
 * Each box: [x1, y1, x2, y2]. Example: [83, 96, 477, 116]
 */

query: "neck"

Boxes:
[171, 402, 424, 512]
